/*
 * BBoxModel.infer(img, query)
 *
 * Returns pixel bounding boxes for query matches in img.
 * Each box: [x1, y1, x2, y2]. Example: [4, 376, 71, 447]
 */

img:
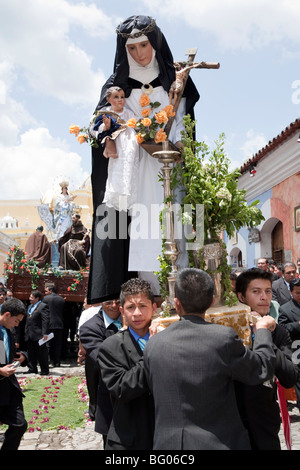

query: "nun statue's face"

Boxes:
[126, 40, 153, 66]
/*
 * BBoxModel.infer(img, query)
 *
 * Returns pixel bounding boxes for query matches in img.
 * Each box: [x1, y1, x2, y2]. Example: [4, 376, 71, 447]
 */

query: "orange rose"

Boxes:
[69, 125, 80, 136]
[136, 133, 145, 144]
[127, 118, 137, 128]
[163, 105, 175, 118]
[155, 128, 167, 143]
[155, 110, 168, 125]
[139, 94, 151, 107]
[141, 118, 151, 127]
[77, 134, 88, 144]
[141, 108, 151, 117]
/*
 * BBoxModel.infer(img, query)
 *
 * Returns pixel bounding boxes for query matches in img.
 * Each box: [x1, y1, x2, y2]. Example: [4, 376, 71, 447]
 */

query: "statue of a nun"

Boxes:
[87, 15, 199, 304]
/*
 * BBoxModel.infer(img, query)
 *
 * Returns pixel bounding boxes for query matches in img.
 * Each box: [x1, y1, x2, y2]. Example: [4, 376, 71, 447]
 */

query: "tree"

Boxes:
[157, 116, 264, 306]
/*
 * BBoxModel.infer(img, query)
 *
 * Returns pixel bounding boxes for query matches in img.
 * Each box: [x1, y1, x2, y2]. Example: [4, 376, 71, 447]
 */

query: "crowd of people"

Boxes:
[0, 282, 84, 450]
[77, 259, 300, 451]
[1, 255, 300, 450]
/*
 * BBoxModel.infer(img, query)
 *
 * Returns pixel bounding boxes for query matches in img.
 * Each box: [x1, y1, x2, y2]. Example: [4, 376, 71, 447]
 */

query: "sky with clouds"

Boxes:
[0, 0, 299, 200]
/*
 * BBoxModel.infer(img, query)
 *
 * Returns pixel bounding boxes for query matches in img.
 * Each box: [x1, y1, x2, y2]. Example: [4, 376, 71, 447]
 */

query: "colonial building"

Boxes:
[225, 118, 300, 268]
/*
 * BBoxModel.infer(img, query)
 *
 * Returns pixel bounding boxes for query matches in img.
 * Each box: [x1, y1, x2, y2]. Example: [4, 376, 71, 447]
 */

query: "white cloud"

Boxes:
[0, 60, 38, 145]
[240, 129, 267, 160]
[0, 128, 89, 200]
[0, 0, 118, 106]
[141, 0, 300, 51]
[0, 60, 15, 105]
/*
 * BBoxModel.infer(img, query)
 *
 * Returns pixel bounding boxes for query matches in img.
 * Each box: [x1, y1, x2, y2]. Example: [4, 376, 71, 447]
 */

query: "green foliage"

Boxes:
[175, 115, 264, 241]
[5, 245, 44, 290]
[157, 116, 264, 305]
[5, 245, 88, 292]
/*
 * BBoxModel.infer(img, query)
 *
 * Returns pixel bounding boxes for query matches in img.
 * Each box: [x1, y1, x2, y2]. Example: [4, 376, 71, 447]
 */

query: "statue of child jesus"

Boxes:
[90, 86, 140, 211]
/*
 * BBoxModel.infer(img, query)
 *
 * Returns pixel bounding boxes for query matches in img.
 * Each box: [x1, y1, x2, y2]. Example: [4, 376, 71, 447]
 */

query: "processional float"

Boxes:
[143, 48, 220, 313]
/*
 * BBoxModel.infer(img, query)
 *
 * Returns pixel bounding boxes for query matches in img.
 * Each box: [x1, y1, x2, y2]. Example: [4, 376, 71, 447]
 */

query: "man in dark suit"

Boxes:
[79, 298, 122, 446]
[257, 257, 278, 280]
[43, 284, 65, 367]
[24, 290, 50, 375]
[0, 288, 6, 311]
[98, 279, 157, 450]
[236, 268, 298, 449]
[278, 278, 300, 408]
[0, 298, 28, 450]
[272, 262, 297, 306]
[144, 268, 279, 450]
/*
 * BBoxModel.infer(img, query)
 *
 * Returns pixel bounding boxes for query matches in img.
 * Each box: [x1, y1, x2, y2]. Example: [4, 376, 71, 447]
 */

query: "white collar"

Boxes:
[102, 310, 121, 328]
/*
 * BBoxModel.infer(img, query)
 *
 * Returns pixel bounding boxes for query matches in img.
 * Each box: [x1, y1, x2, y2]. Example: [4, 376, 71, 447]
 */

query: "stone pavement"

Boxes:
[279, 403, 300, 450]
[17, 401, 300, 451]
[2, 360, 300, 450]
[19, 421, 103, 450]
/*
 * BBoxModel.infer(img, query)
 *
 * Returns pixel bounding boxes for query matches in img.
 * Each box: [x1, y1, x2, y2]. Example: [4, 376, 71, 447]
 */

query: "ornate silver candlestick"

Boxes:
[152, 142, 181, 313]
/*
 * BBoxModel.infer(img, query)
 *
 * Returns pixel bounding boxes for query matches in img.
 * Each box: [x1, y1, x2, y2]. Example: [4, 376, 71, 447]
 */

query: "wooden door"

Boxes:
[272, 221, 284, 264]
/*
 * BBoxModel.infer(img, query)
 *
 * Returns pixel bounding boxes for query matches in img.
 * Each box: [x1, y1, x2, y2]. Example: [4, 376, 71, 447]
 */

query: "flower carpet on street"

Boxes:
[0, 376, 89, 433]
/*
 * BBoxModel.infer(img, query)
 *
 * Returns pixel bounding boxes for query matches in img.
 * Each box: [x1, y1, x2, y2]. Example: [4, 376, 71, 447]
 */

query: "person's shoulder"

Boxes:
[80, 309, 105, 333]
[53, 293, 65, 301]
[43, 293, 61, 301]
[272, 277, 283, 288]
[279, 299, 294, 313]
[39, 301, 50, 311]
[150, 316, 233, 340]
[100, 329, 125, 349]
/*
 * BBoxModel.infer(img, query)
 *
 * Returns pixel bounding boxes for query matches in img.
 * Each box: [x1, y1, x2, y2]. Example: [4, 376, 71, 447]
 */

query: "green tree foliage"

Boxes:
[157, 116, 264, 306]
[173, 116, 264, 242]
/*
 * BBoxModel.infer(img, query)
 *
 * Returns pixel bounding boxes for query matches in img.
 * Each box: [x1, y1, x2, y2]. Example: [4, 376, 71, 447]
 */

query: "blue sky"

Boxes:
[1, 0, 299, 200]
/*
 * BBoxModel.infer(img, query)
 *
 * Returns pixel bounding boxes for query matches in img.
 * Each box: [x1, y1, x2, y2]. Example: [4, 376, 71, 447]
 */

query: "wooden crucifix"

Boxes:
[142, 48, 219, 156]
[164, 48, 220, 137]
